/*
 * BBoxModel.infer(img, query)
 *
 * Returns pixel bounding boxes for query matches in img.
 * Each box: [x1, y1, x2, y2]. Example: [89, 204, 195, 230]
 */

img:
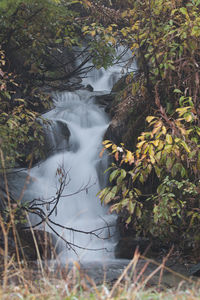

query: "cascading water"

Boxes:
[29, 90, 115, 262]
[25, 48, 136, 263]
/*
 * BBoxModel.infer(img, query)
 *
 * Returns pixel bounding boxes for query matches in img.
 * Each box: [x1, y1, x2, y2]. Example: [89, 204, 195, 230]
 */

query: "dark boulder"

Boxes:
[44, 120, 71, 157]
[94, 93, 115, 109]
[18, 229, 61, 260]
[189, 263, 200, 276]
[0, 228, 62, 261]
[115, 237, 151, 259]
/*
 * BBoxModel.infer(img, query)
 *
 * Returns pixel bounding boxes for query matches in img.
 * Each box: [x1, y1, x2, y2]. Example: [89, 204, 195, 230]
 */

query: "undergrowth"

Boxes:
[0, 134, 200, 300]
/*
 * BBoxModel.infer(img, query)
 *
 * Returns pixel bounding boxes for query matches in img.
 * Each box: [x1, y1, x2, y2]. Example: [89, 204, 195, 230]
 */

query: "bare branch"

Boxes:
[20, 166, 115, 255]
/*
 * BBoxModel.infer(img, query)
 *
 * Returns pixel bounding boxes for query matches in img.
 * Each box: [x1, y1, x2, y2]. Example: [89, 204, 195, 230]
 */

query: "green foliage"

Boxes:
[147, 176, 198, 237]
[100, 96, 200, 250]
[86, 0, 200, 253]
[83, 0, 200, 107]
[0, 0, 83, 167]
[82, 22, 117, 69]
[0, 48, 45, 167]
[0, 0, 81, 74]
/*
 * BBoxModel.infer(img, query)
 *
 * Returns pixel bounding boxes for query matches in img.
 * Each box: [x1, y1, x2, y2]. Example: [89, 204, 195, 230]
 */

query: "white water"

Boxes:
[26, 48, 136, 262]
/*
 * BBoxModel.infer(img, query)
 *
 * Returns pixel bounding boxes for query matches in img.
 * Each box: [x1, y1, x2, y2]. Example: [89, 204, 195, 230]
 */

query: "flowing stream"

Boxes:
[7, 49, 189, 286]
[29, 90, 115, 262]
[25, 49, 135, 263]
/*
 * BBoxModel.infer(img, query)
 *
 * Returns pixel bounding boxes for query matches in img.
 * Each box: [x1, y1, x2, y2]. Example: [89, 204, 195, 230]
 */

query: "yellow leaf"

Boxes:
[150, 156, 155, 164]
[166, 134, 173, 144]
[151, 140, 159, 147]
[125, 150, 134, 164]
[121, 28, 127, 37]
[181, 141, 190, 153]
[179, 127, 187, 135]
[109, 37, 116, 45]
[155, 151, 161, 161]
[162, 126, 167, 135]
[163, 145, 172, 153]
[138, 135, 145, 141]
[176, 106, 191, 116]
[137, 141, 146, 149]
[185, 113, 192, 122]
[90, 30, 96, 37]
[131, 20, 140, 31]
[152, 125, 161, 135]
[146, 116, 156, 123]
[148, 144, 155, 157]
[82, 26, 89, 31]
[102, 140, 111, 145]
[112, 144, 117, 151]
[104, 143, 112, 149]
[121, 11, 128, 18]
[130, 43, 139, 50]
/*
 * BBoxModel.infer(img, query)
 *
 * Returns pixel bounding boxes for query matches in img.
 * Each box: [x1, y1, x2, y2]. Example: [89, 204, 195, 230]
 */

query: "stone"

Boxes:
[94, 93, 115, 111]
[0, 228, 61, 261]
[18, 229, 61, 260]
[189, 262, 200, 276]
[111, 76, 127, 93]
[115, 237, 151, 259]
[85, 84, 94, 92]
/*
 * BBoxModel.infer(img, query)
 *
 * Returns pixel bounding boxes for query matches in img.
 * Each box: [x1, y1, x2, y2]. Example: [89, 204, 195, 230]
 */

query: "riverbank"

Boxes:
[1, 254, 200, 300]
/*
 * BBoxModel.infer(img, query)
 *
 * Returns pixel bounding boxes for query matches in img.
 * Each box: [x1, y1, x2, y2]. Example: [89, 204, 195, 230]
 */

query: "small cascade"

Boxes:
[25, 48, 136, 262]
[28, 90, 114, 261]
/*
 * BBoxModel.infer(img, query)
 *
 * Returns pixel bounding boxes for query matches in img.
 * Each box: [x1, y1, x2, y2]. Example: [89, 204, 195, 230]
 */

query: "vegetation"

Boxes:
[1, 0, 200, 284]
[80, 0, 200, 256]
[0, 245, 199, 299]
[1, 0, 200, 297]
[0, 0, 83, 168]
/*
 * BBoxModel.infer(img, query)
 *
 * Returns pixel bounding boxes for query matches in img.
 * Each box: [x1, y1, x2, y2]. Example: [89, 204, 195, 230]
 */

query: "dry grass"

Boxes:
[0, 250, 200, 300]
[0, 271, 200, 300]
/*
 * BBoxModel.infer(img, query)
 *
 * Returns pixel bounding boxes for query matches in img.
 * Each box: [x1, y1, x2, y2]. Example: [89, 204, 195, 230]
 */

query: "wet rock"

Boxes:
[18, 229, 61, 260]
[85, 84, 94, 92]
[44, 47, 75, 73]
[0, 228, 61, 261]
[0, 171, 33, 206]
[104, 118, 128, 145]
[45, 80, 84, 92]
[189, 263, 200, 276]
[75, 259, 190, 289]
[94, 93, 115, 111]
[115, 237, 151, 259]
[44, 120, 71, 157]
[111, 76, 127, 93]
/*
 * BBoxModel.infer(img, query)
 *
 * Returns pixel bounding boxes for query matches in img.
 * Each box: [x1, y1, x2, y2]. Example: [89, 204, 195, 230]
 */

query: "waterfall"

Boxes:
[25, 48, 136, 262]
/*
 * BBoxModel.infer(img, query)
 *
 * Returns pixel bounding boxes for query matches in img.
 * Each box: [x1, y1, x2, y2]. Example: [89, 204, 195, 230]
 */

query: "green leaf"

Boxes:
[117, 169, 127, 184]
[136, 206, 142, 218]
[154, 166, 161, 178]
[109, 169, 119, 182]
[126, 216, 132, 224]
[166, 157, 173, 170]
[128, 201, 136, 214]
[180, 7, 188, 16]
[180, 141, 190, 153]
[104, 191, 114, 205]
